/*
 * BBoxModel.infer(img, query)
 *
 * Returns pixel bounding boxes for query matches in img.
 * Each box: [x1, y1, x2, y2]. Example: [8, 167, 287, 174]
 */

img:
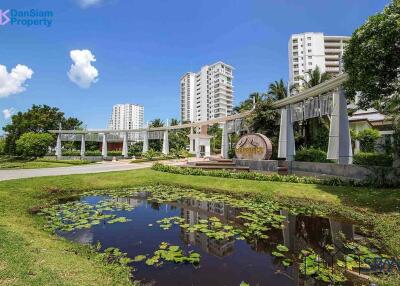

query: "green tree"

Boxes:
[149, 119, 164, 128]
[267, 79, 287, 100]
[16, 132, 53, 158]
[148, 119, 164, 151]
[343, 0, 400, 109]
[3, 105, 82, 155]
[233, 92, 264, 113]
[299, 66, 331, 89]
[355, 128, 381, 152]
[0, 138, 5, 155]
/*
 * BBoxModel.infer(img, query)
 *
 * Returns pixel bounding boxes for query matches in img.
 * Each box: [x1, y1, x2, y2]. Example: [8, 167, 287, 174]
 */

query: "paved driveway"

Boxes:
[0, 160, 181, 182]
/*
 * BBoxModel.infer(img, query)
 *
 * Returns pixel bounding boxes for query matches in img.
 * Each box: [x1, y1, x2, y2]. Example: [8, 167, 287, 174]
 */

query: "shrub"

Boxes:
[353, 152, 393, 167]
[108, 151, 122, 157]
[294, 147, 332, 163]
[0, 138, 5, 155]
[143, 149, 160, 160]
[85, 150, 102, 156]
[354, 129, 381, 152]
[16, 132, 53, 158]
[152, 163, 398, 188]
[62, 150, 81, 156]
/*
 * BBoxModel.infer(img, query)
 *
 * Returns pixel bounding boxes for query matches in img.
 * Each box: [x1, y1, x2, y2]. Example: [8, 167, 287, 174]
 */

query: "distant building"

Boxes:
[288, 32, 350, 87]
[108, 104, 144, 140]
[180, 61, 234, 122]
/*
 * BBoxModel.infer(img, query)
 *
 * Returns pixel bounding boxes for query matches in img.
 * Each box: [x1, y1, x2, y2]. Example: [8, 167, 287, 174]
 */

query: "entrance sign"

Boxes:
[235, 133, 272, 160]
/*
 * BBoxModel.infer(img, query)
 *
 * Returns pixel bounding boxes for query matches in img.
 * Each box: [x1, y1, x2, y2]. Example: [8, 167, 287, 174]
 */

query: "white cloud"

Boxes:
[0, 64, 33, 98]
[78, 0, 102, 8]
[67, 49, 99, 89]
[2, 108, 15, 119]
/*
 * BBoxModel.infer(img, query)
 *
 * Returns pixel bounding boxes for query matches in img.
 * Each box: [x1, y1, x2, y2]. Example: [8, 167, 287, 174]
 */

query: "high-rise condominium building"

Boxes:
[108, 104, 144, 140]
[288, 32, 350, 87]
[180, 61, 234, 123]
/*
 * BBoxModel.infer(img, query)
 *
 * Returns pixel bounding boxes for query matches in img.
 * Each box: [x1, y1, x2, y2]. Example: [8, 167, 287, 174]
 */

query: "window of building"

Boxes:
[308, 49, 312, 53]
[307, 43, 311, 46]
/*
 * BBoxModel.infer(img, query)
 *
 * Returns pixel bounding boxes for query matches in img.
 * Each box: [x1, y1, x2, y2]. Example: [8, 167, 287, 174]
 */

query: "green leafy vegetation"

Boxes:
[353, 128, 381, 153]
[353, 152, 393, 167]
[294, 147, 333, 163]
[0, 156, 91, 169]
[151, 162, 398, 188]
[16, 132, 54, 158]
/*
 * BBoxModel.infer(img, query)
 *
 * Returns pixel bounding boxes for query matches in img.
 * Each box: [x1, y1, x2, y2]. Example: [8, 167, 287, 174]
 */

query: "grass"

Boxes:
[0, 156, 91, 169]
[0, 168, 399, 285]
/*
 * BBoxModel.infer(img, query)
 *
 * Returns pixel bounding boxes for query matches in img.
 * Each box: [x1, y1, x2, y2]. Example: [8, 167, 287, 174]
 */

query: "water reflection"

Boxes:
[59, 194, 361, 286]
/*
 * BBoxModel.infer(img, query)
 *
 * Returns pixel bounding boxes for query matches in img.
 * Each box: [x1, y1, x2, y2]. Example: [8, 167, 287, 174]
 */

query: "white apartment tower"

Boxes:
[288, 32, 350, 87]
[108, 104, 144, 140]
[180, 61, 234, 122]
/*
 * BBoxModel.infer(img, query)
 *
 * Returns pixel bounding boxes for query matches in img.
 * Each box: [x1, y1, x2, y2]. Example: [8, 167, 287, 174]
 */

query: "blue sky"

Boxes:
[0, 0, 389, 131]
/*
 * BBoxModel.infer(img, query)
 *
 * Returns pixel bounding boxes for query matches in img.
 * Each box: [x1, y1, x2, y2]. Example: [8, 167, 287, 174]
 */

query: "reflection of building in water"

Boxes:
[279, 210, 358, 285]
[115, 197, 141, 208]
[178, 199, 236, 258]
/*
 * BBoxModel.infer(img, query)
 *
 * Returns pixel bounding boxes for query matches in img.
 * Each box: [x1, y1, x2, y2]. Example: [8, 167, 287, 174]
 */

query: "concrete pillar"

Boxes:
[354, 140, 360, 154]
[162, 130, 169, 155]
[102, 133, 108, 158]
[55, 133, 62, 159]
[80, 134, 85, 158]
[205, 142, 211, 157]
[142, 131, 149, 153]
[122, 132, 128, 158]
[327, 87, 353, 164]
[221, 122, 229, 158]
[189, 127, 194, 153]
[195, 138, 200, 158]
[278, 106, 295, 161]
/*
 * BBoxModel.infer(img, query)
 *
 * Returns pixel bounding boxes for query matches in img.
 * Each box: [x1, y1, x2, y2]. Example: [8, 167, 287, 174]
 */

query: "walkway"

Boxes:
[0, 159, 187, 182]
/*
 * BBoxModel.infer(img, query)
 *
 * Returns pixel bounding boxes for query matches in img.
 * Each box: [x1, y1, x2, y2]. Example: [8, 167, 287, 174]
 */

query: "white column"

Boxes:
[162, 130, 169, 155]
[102, 133, 108, 158]
[354, 140, 360, 154]
[122, 132, 128, 158]
[195, 138, 200, 158]
[80, 134, 85, 157]
[221, 122, 229, 158]
[205, 140, 211, 157]
[189, 127, 194, 153]
[142, 131, 149, 153]
[278, 106, 295, 161]
[327, 87, 352, 164]
[55, 133, 62, 159]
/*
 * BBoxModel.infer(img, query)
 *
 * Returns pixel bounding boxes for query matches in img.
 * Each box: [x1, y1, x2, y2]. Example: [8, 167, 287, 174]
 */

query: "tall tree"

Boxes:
[343, 0, 400, 165]
[3, 105, 82, 155]
[233, 92, 264, 113]
[267, 79, 287, 100]
[343, 0, 400, 110]
[149, 118, 164, 128]
[299, 66, 331, 89]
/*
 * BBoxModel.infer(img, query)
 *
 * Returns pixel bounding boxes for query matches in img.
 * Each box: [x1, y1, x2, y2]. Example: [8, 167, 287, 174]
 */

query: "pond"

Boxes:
[40, 186, 381, 286]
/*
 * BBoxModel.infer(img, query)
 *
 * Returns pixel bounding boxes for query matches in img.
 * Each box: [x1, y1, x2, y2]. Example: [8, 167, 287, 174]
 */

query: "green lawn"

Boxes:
[0, 157, 91, 169]
[0, 168, 399, 285]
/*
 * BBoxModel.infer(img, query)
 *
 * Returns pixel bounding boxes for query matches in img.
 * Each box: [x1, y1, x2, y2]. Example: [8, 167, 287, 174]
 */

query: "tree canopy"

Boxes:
[343, 0, 400, 110]
[3, 105, 82, 155]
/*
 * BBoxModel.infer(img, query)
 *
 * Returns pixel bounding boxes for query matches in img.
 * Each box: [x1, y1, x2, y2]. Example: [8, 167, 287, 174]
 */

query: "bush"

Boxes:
[85, 150, 102, 156]
[62, 150, 81, 156]
[143, 149, 160, 160]
[354, 129, 381, 152]
[16, 132, 53, 158]
[151, 163, 398, 188]
[294, 147, 332, 163]
[108, 151, 122, 157]
[0, 138, 5, 155]
[353, 152, 393, 167]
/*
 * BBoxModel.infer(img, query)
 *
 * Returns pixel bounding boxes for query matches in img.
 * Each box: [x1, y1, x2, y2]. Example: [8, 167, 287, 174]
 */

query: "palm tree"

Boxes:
[300, 66, 331, 89]
[169, 118, 179, 126]
[233, 92, 265, 113]
[267, 79, 287, 100]
[149, 118, 164, 128]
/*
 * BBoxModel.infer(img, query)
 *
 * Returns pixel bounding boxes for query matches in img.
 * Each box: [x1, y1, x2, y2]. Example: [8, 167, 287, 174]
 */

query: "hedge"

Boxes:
[294, 147, 333, 163]
[151, 163, 396, 188]
[353, 152, 393, 167]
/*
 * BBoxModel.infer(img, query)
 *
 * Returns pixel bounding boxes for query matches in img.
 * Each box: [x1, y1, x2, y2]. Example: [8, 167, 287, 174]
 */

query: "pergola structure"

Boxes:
[50, 73, 352, 164]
